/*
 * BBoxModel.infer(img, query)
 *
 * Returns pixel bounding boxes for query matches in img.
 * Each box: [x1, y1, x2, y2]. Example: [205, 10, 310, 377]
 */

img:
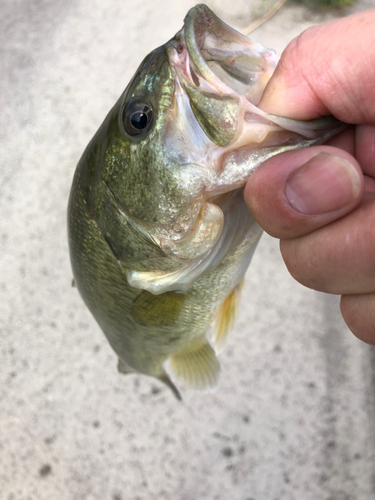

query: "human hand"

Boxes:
[244, 8, 375, 344]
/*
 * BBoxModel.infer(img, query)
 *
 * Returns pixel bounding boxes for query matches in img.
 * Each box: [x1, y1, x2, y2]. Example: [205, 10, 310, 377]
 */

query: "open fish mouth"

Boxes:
[168, 3, 281, 150]
[182, 4, 278, 105]
[169, 4, 342, 147]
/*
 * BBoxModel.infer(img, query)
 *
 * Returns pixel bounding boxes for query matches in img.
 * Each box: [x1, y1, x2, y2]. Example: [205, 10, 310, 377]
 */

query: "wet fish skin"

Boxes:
[68, 5, 344, 397]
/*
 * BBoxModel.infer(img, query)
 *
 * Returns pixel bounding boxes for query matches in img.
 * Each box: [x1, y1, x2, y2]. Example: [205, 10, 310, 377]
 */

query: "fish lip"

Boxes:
[183, 4, 239, 91]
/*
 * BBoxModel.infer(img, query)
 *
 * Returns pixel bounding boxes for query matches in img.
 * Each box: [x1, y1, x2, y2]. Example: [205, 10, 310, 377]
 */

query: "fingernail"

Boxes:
[285, 153, 361, 215]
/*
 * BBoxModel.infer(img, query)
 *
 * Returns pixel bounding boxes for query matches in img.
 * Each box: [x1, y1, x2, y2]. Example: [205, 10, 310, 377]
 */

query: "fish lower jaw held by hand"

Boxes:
[68, 4, 344, 399]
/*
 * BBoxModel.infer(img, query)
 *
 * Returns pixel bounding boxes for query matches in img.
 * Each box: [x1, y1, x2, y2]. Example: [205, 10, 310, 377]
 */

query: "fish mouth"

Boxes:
[182, 4, 277, 106]
[168, 4, 283, 150]
[170, 5, 338, 149]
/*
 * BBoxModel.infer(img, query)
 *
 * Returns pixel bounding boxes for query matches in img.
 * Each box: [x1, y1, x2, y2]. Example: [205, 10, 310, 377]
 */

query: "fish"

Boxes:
[68, 4, 344, 399]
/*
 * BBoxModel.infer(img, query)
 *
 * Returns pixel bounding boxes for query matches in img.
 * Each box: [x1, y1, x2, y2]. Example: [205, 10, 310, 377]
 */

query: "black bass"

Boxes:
[68, 5, 343, 398]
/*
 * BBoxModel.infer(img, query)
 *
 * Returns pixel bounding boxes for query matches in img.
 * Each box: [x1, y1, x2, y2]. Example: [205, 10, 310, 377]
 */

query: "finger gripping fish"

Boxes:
[68, 5, 344, 399]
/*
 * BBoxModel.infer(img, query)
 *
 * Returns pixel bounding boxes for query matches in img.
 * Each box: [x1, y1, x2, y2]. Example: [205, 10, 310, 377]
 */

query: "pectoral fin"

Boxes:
[131, 290, 187, 326]
[170, 340, 220, 390]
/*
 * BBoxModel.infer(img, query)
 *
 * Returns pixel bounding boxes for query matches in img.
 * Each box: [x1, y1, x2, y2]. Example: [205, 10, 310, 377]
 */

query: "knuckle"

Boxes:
[340, 294, 375, 346]
[280, 238, 328, 292]
[278, 28, 313, 77]
[277, 36, 300, 77]
[280, 239, 306, 283]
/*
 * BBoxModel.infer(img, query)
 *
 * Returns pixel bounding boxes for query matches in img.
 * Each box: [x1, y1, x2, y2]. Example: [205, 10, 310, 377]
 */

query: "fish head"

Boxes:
[87, 4, 343, 294]
[97, 3, 276, 241]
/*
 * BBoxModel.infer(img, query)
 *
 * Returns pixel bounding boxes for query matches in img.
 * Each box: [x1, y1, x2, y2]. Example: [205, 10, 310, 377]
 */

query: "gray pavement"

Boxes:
[1, 1, 375, 499]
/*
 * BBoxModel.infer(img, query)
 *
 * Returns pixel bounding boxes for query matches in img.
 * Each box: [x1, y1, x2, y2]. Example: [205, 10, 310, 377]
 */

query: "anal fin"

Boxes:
[212, 282, 243, 353]
[170, 340, 220, 390]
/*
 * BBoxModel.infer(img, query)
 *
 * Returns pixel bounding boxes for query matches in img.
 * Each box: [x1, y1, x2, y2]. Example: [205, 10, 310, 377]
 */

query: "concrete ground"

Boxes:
[1, 0, 375, 499]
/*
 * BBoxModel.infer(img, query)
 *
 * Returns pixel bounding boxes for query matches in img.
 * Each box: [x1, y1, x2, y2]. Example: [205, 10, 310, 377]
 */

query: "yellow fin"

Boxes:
[131, 290, 186, 326]
[212, 282, 243, 353]
[170, 340, 220, 390]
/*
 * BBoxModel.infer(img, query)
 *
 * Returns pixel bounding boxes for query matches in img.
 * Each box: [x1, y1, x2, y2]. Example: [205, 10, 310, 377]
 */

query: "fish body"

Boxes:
[68, 5, 343, 397]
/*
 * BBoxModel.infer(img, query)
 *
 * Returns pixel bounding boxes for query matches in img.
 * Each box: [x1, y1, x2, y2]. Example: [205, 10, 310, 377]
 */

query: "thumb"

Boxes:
[259, 8, 375, 123]
[244, 145, 363, 240]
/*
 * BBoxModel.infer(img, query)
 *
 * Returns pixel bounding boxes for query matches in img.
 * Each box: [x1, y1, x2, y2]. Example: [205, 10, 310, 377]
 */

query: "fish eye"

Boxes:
[123, 100, 153, 136]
